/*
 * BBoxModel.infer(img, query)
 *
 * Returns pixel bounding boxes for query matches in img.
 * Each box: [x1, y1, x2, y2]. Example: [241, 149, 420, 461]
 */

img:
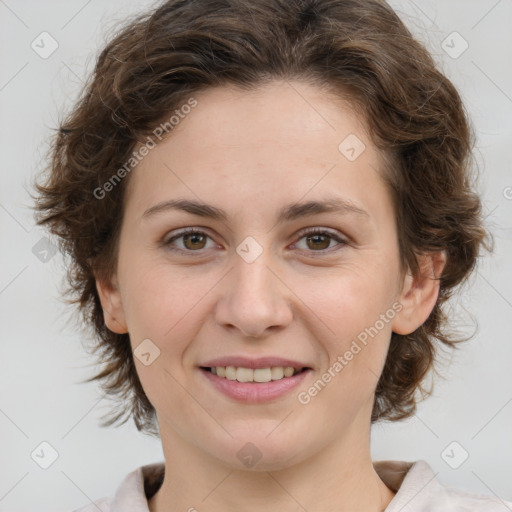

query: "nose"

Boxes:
[213, 251, 293, 338]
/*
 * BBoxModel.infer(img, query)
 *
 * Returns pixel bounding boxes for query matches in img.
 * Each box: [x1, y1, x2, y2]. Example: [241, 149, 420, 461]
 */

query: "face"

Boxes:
[97, 80, 443, 471]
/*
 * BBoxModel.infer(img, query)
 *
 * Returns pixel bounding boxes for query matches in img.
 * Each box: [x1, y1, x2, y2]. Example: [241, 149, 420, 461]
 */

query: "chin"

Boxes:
[212, 433, 313, 472]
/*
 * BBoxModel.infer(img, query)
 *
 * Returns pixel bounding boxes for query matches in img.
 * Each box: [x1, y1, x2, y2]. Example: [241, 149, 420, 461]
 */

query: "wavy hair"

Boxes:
[32, 0, 493, 436]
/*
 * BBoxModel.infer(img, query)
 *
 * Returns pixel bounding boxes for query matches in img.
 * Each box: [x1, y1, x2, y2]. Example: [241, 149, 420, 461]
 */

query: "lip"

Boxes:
[201, 356, 311, 370]
[200, 366, 312, 403]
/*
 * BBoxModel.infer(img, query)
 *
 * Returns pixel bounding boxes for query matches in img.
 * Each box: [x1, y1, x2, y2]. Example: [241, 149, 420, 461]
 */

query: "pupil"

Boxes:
[185, 233, 205, 249]
[308, 234, 329, 250]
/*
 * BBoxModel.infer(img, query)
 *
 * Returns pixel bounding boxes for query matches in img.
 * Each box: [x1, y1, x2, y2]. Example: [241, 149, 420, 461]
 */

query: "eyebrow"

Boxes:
[141, 197, 370, 224]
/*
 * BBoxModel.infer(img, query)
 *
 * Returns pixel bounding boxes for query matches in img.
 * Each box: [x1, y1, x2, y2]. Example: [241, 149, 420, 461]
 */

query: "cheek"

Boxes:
[117, 255, 184, 339]
[296, 261, 394, 333]
[294, 259, 397, 383]
[118, 257, 222, 354]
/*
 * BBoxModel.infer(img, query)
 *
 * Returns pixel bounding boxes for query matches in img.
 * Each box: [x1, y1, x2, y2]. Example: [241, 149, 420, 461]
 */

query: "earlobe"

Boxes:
[95, 273, 128, 334]
[392, 251, 447, 335]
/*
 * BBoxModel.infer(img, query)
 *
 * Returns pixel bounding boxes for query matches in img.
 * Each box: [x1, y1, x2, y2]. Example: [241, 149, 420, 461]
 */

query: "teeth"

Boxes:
[208, 366, 303, 383]
[271, 367, 284, 380]
[225, 366, 237, 380]
[283, 366, 294, 377]
[254, 368, 272, 382]
[236, 367, 253, 382]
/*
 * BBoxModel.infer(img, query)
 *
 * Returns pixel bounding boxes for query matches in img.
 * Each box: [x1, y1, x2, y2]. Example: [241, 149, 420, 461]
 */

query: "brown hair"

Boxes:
[32, 0, 492, 436]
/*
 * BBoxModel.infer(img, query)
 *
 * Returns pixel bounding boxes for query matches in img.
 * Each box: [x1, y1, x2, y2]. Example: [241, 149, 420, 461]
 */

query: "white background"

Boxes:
[1, 1, 511, 510]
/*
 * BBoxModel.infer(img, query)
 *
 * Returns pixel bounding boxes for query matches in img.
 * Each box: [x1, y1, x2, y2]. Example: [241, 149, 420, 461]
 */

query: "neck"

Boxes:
[148, 417, 396, 512]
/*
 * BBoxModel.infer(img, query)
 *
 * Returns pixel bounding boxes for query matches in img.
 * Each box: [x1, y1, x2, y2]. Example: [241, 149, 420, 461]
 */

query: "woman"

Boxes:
[33, 0, 511, 510]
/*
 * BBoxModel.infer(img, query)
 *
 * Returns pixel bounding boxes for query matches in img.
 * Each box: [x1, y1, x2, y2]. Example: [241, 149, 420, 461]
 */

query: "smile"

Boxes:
[200, 366, 312, 403]
[202, 365, 306, 382]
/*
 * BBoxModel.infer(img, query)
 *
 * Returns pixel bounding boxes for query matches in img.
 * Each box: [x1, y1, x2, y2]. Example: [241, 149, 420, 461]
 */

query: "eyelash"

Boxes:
[162, 227, 348, 256]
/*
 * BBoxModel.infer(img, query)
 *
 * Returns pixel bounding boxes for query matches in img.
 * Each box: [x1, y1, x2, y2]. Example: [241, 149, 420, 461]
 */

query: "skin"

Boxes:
[96, 80, 446, 512]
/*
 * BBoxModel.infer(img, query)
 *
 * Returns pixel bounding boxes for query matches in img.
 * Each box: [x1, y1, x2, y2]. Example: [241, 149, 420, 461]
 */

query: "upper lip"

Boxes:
[201, 356, 311, 370]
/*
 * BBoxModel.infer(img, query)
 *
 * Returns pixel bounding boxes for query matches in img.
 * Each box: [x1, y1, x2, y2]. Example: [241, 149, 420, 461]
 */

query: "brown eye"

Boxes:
[305, 233, 331, 250]
[164, 229, 214, 253]
[294, 228, 347, 254]
[163, 227, 346, 256]
[182, 232, 208, 250]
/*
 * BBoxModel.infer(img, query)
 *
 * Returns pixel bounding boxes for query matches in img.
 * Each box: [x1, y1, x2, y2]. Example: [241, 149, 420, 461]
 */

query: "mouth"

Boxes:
[199, 365, 310, 383]
[198, 356, 314, 402]
[199, 364, 313, 403]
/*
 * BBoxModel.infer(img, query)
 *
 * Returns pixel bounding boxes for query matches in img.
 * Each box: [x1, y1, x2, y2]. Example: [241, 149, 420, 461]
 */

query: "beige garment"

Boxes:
[73, 459, 512, 512]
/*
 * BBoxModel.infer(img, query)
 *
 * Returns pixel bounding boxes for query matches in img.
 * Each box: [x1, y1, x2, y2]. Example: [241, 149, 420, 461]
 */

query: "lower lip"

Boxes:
[200, 368, 312, 403]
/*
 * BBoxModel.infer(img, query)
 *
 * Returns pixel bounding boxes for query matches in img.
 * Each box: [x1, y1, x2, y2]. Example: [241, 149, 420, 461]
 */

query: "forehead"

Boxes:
[166, 80, 368, 148]
[123, 80, 391, 225]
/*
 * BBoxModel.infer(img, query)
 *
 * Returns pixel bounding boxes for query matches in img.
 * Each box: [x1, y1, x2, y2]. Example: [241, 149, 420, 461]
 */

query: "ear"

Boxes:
[392, 251, 447, 335]
[95, 273, 128, 334]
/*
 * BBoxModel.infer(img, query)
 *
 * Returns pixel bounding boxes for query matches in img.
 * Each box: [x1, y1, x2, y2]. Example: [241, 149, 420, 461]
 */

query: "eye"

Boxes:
[293, 227, 347, 254]
[162, 227, 347, 255]
[163, 228, 216, 253]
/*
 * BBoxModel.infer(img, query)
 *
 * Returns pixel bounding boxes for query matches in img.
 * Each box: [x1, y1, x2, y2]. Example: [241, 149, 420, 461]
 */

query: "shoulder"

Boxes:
[439, 487, 512, 511]
[420, 484, 512, 511]
[70, 462, 164, 512]
[380, 459, 512, 512]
